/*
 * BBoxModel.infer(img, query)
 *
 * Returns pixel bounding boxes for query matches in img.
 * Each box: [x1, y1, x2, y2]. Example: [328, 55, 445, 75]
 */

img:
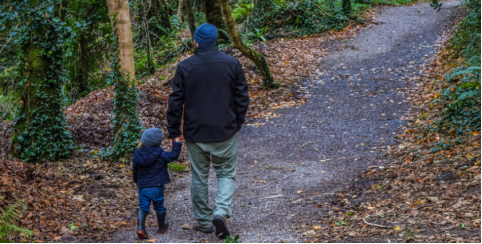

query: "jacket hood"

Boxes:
[134, 147, 163, 167]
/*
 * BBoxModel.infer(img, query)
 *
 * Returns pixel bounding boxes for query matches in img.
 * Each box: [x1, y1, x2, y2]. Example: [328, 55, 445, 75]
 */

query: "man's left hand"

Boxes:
[170, 135, 184, 147]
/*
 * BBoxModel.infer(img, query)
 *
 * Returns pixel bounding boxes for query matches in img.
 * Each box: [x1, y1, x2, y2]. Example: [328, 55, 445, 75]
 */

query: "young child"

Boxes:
[133, 127, 182, 239]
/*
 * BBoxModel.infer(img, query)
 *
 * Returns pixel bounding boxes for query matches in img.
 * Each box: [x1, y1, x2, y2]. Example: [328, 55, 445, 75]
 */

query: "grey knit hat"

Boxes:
[141, 128, 164, 147]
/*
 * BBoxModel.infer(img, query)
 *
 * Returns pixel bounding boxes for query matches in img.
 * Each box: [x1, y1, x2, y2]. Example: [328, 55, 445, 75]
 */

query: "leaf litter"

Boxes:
[306, 20, 481, 244]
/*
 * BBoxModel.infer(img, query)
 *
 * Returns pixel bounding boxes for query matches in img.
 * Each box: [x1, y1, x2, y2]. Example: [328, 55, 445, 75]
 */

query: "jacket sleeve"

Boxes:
[234, 61, 250, 130]
[132, 159, 138, 183]
[167, 65, 185, 139]
[160, 142, 183, 163]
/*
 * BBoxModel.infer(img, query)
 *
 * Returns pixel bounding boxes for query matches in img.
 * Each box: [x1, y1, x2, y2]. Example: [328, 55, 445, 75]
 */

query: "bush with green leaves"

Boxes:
[249, 0, 355, 39]
[0, 200, 34, 243]
[432, 0, 481, 135]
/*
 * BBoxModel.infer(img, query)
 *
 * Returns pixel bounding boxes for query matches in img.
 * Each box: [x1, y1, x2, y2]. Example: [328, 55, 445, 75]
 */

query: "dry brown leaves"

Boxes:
[0, 157, 139, 242]
[309, 24, 481, 244]
[65, 85, 168, 150]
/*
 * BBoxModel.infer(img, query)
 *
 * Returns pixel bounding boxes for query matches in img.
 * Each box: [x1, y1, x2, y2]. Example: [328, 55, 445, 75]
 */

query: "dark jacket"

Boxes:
[132, 142, 182, 188]
[167, 43, 250, 143]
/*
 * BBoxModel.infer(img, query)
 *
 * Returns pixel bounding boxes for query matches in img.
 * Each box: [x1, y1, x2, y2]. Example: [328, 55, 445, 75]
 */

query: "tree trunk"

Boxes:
[159, 0, 172, 32]
[106, 0, 136, 83]
[185, 0, 196, 40]
[219, 0, 278, 88]
[177, 0, 184, 23]
[342, 0, 351, 15]
[79, 33, 89, 94]
[106, 0, 142, 162]
[144, 6, 155, 74]
[59, 0, 68, 20]
[11, 2, 73, 161]
[204, 0, 228, 42]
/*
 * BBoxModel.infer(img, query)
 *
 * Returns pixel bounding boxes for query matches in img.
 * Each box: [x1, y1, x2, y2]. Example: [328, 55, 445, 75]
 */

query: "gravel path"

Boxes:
[113, 1, 463, 242]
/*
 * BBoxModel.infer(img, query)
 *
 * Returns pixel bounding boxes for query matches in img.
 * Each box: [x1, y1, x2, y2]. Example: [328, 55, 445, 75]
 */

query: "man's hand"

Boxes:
[170, 135, 184, 147]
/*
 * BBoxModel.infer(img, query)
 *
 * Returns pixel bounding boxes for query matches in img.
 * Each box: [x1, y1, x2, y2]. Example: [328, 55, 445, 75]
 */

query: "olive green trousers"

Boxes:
[185, 134, 238, 228]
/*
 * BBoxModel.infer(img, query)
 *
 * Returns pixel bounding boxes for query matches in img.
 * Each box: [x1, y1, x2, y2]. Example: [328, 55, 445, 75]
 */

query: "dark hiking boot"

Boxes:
[156, 212, 169, 234]
[192, 222, 214, 233]
[136, 209, 149, 239]
[212, 215, 230, 239]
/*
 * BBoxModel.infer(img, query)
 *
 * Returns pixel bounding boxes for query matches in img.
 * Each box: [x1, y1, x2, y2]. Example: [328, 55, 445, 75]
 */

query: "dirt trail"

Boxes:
[113, 1, 463, 242]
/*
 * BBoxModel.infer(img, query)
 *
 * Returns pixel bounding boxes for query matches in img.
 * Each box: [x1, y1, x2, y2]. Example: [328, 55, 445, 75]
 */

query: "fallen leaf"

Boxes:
[72, 195, 85, 202]
[181, 224, 192, 230]
[146, 239, 157, 243]
[303, 230, 316, 237]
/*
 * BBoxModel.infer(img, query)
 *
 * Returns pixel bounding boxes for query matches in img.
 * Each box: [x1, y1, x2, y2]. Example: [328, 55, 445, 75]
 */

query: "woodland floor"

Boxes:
[1, 1, 479, 243]
[110, 1, 479, 243]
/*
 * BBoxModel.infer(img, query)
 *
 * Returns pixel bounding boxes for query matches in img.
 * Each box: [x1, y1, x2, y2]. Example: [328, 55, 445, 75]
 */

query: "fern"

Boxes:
[0, 200, 34, 242]
[232, 3, 254, 23]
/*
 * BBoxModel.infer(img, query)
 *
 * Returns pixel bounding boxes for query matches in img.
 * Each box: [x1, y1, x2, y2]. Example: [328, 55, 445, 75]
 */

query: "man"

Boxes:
[166, 23, 249, 239]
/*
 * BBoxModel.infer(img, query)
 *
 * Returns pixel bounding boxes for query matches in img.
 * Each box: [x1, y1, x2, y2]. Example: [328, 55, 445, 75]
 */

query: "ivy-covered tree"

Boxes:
[7, 0, 74, 162]
[105, 0, 143, 162]
[219, 0, 279, 88]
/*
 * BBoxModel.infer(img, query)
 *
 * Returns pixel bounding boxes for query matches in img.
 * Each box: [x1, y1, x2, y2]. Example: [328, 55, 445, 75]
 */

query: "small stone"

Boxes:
[303, 230, 316, 238]
[465, 213, 474, 218]
[427, 197, 438, 202]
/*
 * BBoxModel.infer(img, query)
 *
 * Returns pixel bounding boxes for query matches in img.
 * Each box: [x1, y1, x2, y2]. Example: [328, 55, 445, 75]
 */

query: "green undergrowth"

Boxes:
[168, 162, 188, 171]
[372, 0, 420, 6]
[0, 200, 34, 242]
[431, 0, 481, 136]
[247, 0, 420, 40]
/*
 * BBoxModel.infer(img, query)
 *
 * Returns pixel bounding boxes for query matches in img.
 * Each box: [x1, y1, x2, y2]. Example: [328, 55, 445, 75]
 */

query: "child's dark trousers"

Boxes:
[138, 186, 166, 213]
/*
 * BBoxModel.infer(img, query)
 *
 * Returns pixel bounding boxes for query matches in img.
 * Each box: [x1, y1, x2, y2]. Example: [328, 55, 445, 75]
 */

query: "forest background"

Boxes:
[0, 0, 479, 242]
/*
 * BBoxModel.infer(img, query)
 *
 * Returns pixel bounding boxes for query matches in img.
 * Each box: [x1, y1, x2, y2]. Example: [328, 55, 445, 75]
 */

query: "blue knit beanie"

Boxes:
[141, 128, 163, 147]
[193, 23, 218, 45]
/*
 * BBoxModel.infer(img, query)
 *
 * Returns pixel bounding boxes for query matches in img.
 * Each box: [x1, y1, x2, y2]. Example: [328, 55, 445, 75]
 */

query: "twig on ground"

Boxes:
[301, 141, 324, 147]
[291, 196, 320, 203]
[363, 215, 389, 228]
[260, 194, 283, 199]
[254, 178, 282, 188]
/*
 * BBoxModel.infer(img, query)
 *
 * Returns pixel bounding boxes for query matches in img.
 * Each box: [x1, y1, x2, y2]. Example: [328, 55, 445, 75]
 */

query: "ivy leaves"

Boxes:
[5, 0, 74, 162]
